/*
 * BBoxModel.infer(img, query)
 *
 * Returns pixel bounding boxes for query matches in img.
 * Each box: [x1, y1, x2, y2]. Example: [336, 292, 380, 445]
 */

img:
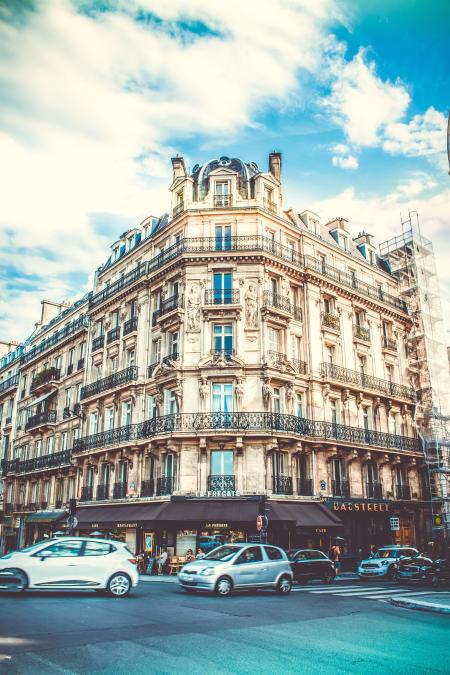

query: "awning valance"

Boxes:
[24, 510, 66, 524]
[27, 391, 55, 408]
[268, 502, 343, 530]
[76, 502, 167, 528]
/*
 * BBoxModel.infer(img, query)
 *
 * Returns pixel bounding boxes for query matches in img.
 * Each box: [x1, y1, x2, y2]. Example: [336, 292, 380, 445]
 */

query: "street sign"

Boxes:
[389, 516, 400, 531]
[320, 480, 326, 490]
[67, 515, 78, 529]
[256, 515, 263, 532]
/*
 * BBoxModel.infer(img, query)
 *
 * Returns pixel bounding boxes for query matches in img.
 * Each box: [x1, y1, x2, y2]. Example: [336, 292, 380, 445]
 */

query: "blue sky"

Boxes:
[0, 0, 449, 341]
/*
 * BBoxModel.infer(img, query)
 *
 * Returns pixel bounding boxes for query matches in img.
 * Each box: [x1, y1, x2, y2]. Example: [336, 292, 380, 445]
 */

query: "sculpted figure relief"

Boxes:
[235, 377, 245, 407]
[262, 377, 273, 408]
[187, 284, 201, 331]
[245, 282, 258, 328]
[199, 377, 209, 400]
[285, 383, 295, 414]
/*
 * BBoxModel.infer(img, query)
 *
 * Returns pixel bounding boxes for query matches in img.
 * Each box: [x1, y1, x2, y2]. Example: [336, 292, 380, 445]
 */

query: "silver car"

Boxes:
[178, 543, 293, 596]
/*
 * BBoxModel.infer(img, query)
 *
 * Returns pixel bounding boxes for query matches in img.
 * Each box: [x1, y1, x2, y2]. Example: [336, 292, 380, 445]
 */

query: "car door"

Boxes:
[307, 551, 331, 579]
[233, 546, 266, 587]
[291, 551, 310, 580]
[262, 546, 286, 584]
[78, 540, 115, 586]
[30, 539, 84, 586]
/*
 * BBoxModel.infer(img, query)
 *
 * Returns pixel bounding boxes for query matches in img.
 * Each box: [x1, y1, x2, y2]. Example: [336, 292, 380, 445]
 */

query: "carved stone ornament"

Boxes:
[199, 378, 209, 400]
[174, 380, 183, 408]
[341, 388, 350, 403]
[186, 283, 201, 332]
[235, 377, 245, 405]
[322, 383, 330, 400]
[285, 383, 295, 413]
[262, 377, 273, 408]
[244, 282, 258, 329]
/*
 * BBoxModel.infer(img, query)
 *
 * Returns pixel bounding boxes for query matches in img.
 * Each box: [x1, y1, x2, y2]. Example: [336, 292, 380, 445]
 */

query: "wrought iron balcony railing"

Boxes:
[292, 358, 308, 374]
[353, 325, 370, 342]
[204, 288, 240, 305]
[147, 361, 159, 378]
[156, 476, 173, 496]
[2, 450, 72, 476]
[92, 335, 104, 352]
[0, 373, 19, 393]
[4, 503, 14, 515]
[162, 353, 179, 367]
[173, 201, 184, 217]
[81, 366, 138, 400]
[107, 326, 120, 344]
[207, 475, 236, 492]
[113, 482, 127, 499]
[77, 357, 85, 370]
[332, 479, 350, 497]
[210, 348, 235, 361]
[160, 295, 184, 316]
[298, 478, 313, 496]
[214, 194, 232, 207]
[80, 486, 94, 502]
[89, 263, 148, 309]
[21, 315, 89, 365]
[25, 410, 57, 431]
[55, 499, 63, 509]
[263, 198, 277, 214]
[272, 475, 293, 495]
[30, 367, 60, 393]
[395, 484, 411, 500]
[262, 290, 292, 313]
[141, 479, 155, 497]
[67, 364, 74, 376]
[5, 416, 12, 425]
[266, 350, 287, 369]
[96, 483, 110, 501]
[40, 501, 48, 510]
[320, 363, 414, 400]
[366, 482, 383, 499]
[73, 413, 421, 454]
[123, 316, 138, 336]
[383, 337, 398, 352]
[321, 312, 340, 331]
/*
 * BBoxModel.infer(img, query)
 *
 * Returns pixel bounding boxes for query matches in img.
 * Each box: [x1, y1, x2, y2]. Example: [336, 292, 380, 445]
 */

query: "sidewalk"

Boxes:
[139, 572, 359, 584]
[390, 592, 450, 615]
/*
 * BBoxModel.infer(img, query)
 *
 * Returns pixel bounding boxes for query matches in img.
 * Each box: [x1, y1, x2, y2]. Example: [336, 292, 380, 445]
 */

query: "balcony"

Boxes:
[77, 357, 85, 370]
[272, 475, 293, 495]
[383, 337, 398, 352]
[266, 350, 287, 369]
[207, 475, 236, 493]
[0, 373, 19, 394]
[55, 499, 63, 509]
[123, 316, 138, 336]
[14, 503, 23, 512]
[81, 366, 138, 400]
[96, 483, 110, 501]
[204, 289, 240, 305]
[210, 348, 235, 362]
[40, 501, 48, 510]
[25, 410, 57, 432]
[263, 198, 277, 214]
[29, 503, 38, 512]
[30, 367, 60, 393]
[80, 486, 94, 502]
[106, 326, 120, 344]
[73, 423, 138, 454]
[2, 450, 72, 476]
[5, 416, 12, 426]
[262, 290, 292, 314]
[366, 482, 383, 499]
[353, 325, 370, 342]
[214, 194, 232, 208]
[92, 335, 104, 352]
[113, 482, 127, 499]
[321, 313, 340, 331]
[292, 359, 308, 374]
[141, 479, 155, 497]
[156, 476, 173, 496]
[151, 309, 160, 326]
[89, 263, 148, 309]
[320, 362, 414, 400]
[298, 478, 313, 496]
[173, 201, 184, 217]
[395, 484, 411, 500]
[4, 503, 14, 515]
[22, 315, 89, 365]
[332, 480, 350, 497]
[159, 294, 184, 318]
[147, 362, 159, 378]
[63, 406, 71, 419]
[67, 364, 74, 376]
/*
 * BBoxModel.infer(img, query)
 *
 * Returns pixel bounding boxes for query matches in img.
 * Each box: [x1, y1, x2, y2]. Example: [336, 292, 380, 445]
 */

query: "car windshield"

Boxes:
[204, 545, 241, 561]
[372, 549, 399, 559]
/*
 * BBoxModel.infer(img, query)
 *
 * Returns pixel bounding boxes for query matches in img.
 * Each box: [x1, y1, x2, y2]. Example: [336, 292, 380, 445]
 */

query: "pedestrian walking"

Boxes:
[329, 542, 341, 575]
[157, 549, 168, 575]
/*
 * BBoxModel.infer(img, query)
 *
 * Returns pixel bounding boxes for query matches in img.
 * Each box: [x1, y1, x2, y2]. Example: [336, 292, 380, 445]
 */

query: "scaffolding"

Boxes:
[380, 212, 450, 545]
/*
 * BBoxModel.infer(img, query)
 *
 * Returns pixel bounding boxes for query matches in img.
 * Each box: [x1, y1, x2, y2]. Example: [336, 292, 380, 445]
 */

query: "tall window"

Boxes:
[79, 341, 86, 360]
[213, 324, 233, 354]
[169, 331, 179, 356]
[90, 412, 98, 435]
[68, 348, 75, 366]
[86, 465, 95, 488]
[213, 272, 232, 304]
[47, 436, 54, 454]
[211, 450, 233, 476]
[165, 389, 177, 415]
[35, 439, 42, 457]
[215, 225, 232, 250]
[326, 345, 335, 365]
[215, 181, 230, 207]
[152, 339, 161, 363]
[121, 401, 132, 426]
[291, 335, 301, 361]
[296, 394, 304, 418]
[165, 453, 174, 478]
[127, 349, 136, 367]
[268, 327, 280, 353]
[272, 387, 281, 414]
[101, 464, 111, 487]
[332, 458, 345, 483]
[212, 383, 233, 413]
[330, 399, 339, 425]
[105, 407, 114, 431]
[323, 296, 334, 315]
[358, 356, 366, 375]
[272, 451, 285, 478]
[65, 388, 72, 408]
[118, 461, 128, 485]
[111, 310, 119, 329]
[367, 461, 378, 485]
[61, 432, 68, 451]
[147, 395, 157, 419]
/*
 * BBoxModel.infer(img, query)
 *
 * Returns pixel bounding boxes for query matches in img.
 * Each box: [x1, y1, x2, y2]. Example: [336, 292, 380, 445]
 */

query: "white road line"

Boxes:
[335, 588, 416, 597]
[308, 586, 386, 594]
[364, 591, 440, 599]
[292, 585, 363, 592]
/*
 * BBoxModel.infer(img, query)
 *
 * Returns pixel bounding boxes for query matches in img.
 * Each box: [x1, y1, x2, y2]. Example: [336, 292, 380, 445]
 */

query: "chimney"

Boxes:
[171, 155, 186, 181]
[39, 300, 70, 326]
[268, 152, 282, 182]
[353, 231, 374, 247]
[326, 217, 348, 231]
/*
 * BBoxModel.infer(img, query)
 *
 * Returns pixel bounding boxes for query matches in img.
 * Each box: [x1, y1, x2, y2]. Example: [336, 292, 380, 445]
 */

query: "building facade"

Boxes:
[1, 153, 433, 561]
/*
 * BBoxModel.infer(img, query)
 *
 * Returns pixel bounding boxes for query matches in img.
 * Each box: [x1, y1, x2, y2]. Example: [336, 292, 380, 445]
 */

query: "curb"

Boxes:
[390, 597, 450, 615]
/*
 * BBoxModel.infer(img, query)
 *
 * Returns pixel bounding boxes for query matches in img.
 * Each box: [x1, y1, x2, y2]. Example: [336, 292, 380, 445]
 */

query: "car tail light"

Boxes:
[128, 558, 137, 565]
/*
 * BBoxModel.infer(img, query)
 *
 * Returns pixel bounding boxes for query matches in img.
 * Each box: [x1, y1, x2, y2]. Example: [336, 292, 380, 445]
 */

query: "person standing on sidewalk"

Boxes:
[329, 542, 341, 575]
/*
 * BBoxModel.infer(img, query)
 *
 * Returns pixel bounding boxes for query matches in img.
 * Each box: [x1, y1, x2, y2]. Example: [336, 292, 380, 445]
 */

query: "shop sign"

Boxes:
[88, 522, 138, 529]
[390, 516, 400, 531]
[196, 491, 241, 498]
[314, 528, 328, 534]
[331, 501, 391, 513]
[203, 522, 229, 529]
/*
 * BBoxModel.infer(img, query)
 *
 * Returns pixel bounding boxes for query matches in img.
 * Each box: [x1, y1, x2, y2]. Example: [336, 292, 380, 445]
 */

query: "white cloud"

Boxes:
[383, 107, 447, 160]
[0, 0, 336, 341]
[330, 144, 359, 169]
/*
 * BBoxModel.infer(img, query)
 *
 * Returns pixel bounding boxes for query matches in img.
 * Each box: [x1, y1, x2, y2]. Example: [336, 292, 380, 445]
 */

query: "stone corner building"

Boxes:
[0, 152, 436, 560]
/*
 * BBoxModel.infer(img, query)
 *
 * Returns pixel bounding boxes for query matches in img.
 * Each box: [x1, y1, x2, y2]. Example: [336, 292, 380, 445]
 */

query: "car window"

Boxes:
[204, 545, 241, 561]
[307, 551, 327, 560]
[84, 541, 114, 556]
[38, 541, 83, 557]
[264, 546, 283, 561]
[373, 549, 395, 559]
[294, 552, 308, 561]
[236, 546, 263, 564]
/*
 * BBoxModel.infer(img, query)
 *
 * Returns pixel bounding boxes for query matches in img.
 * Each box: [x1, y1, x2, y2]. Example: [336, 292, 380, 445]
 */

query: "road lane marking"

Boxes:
[308, 586, 386, 594]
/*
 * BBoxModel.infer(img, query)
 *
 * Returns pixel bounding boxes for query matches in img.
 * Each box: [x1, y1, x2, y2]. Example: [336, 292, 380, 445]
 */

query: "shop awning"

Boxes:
[76, 502, 167, 528]
[27, 390, 55, 408]
[156, 500, 259, 523]
[268, 502, 343, 530]
[24, 510, 67, 524]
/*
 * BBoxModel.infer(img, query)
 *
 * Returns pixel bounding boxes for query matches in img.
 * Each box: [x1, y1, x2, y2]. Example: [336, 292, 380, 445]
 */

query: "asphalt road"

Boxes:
[0, 580, 448, 675]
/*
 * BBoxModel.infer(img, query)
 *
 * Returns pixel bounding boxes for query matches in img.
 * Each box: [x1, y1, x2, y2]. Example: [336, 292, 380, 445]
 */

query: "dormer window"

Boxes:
[127, 235, 134, 251]
[214, 181, 230, 207]
[113, 247, 119, 261]
[263, 186, 276, 214]
[174, 190, 184, 217]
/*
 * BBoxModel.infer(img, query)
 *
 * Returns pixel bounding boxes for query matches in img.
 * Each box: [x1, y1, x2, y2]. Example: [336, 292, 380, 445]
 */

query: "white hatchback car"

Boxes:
[0, 537, 139, 597]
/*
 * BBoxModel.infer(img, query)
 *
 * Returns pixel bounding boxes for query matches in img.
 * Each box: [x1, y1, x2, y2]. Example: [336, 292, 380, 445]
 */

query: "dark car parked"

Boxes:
[287, 549, 336, 584]
[395, 556, 450, 586]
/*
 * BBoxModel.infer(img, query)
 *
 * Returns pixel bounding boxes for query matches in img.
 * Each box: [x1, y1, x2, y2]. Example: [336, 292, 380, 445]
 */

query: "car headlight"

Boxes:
[419, 566, 429, 571]
[381, 560, 390, 566]
[199, 567, 216, 576]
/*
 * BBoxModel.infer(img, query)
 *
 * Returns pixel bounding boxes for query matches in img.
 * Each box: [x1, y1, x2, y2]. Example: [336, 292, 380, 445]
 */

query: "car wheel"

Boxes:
[215, 576, 233, 597]
[1, 568, 28, 593]
[107, 573, 131, 597]
[276, 576, 292, 595]
[322, 570, 335, 584]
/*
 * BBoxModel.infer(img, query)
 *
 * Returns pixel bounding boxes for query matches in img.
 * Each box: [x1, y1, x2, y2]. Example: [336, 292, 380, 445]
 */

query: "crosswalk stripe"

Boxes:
[335, 588, 415, 597]
[292, 585, 363, 592]
[363, 591, 438, 599]
[308, 586, 386, 594]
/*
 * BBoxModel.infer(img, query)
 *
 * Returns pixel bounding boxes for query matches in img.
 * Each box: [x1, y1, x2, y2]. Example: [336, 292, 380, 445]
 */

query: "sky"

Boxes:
[0, 0, 449, 343]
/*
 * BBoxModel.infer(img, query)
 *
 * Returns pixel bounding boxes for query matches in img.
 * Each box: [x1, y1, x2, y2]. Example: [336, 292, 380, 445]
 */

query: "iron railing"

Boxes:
[204, 288, 240, 305]
[141, 479, 155, 497]
[4, 503, 14, 515]
[40, 501, 48, 510]
[207, 475, 236, 492]
[25, 410, 57, 431]
[321, 312, 340, 330]
[383, 337, 398, 351]
[293, 305, 303, 322]
[262, 290, 292, 313]
[81, 366, 138, 400]
[210, 348, 235, 361]
[21, 315, 89, 365]
[72, 413, 421, 454]
[366, 482, 383, 499]
[320, 363, 414, 400]
[89, 263, 148, 309]
[92, 335, 104, 352]
[107, 327, 120, 344]
[266, 350, 287, 369]
[96, 484, 110, 501]
[160, 295, 184, 316]
[80, 486, 94, 502]
[30, 367, 60, 393]
[123, 317, 138, 335]
[263, 198, 277, 214]
[272, 475, 293, 495]
[332, 479, 350, 497]
[67, 364, 74, 376]
[298, 478, 313, 496]
[214, 194, 232, 208]
[353, 325, 370, 342]
[2, 450, 71, 476]
[162, 353, 179, 367]
[113, 482, 127, 499]
[173, 202, 184, 217]
[147, 362, 159, 378]
[292, 359, 308, 374]
[55, 499, 63, 509]
[156, 476, 173, 496]
[395, 484, 411, 500]
[77, 357, 85, 370]
[0, 374, 19, 393]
